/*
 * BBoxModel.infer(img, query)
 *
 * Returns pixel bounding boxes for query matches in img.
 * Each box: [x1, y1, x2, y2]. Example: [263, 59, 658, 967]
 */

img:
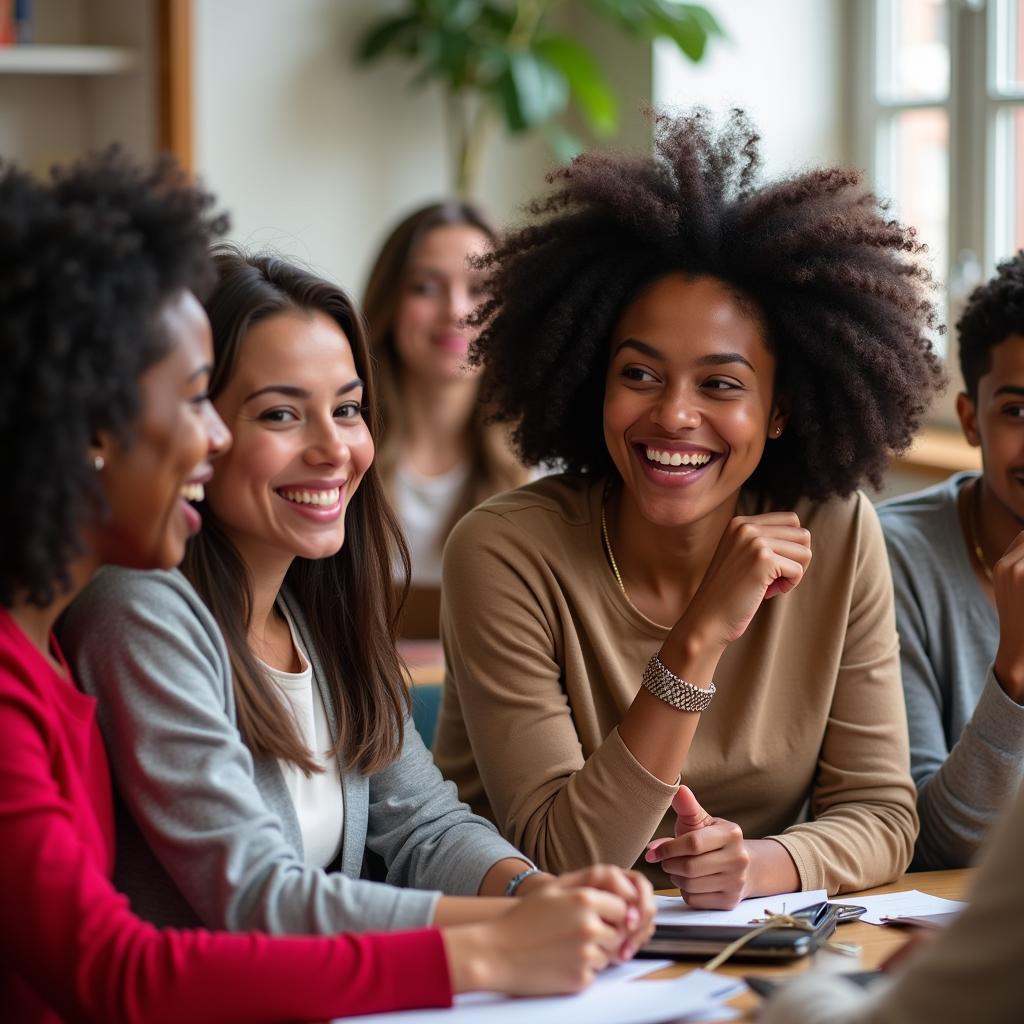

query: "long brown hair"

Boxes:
[362, 201, 528, 546]
[183, 247, 410, 775]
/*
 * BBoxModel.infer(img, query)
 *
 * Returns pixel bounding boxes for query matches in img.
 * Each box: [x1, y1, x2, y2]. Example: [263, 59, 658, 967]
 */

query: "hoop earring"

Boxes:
[93, 454, 105, 472]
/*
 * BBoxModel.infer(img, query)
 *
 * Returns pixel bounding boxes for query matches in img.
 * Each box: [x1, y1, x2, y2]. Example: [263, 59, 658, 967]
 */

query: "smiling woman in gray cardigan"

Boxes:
[59, 249, 654, 948]
[61, 567, 517, 932]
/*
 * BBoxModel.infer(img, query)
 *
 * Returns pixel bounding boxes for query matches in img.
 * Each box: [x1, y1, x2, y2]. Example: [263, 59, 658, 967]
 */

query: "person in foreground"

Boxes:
[878, 251, 1024, 870]
[60, 247, 653, 947]
[363, 201, 527, 589]
[0, 152, 640, 1023]
[434, 108, 943, 906]
[761, 780, 1024, 1023]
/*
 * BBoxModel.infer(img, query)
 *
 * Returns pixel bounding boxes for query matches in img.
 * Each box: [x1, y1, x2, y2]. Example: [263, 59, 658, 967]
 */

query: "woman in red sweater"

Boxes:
[0, 151, 634, 1024]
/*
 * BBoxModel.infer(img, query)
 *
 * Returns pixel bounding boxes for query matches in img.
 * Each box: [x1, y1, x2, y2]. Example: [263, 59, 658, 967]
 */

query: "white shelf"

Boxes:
[0, 45, 141, 75]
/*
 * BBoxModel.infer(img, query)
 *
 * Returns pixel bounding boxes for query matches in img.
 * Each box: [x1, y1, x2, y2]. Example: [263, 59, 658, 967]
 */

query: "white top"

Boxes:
[393, 461, 469, 586]
[258, 607, 344, 868]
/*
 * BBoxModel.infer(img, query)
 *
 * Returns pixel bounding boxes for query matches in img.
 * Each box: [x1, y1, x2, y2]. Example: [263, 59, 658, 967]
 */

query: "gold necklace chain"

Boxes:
[600, 483, 640, 611]
[967, 477, 994, 583]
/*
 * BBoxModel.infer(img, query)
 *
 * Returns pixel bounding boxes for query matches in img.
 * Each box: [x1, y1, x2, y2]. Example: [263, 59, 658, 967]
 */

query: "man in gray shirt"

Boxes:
[878, 251, 1024, 870]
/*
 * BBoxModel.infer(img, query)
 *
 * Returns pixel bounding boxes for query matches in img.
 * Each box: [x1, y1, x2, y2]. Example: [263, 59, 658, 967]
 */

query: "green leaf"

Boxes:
[506, 51, 570, 131]
[490, 68, 527, 132]
[584, 1, 724, 62]
[534, 35, 618, 137]
[479, 3, 517, 35]
[355, 14, 421, 64]
[476, 43, 510, 84]
[434, 27, 475, 86]
[438, 0, 485, 31]
[644, 1, 709, 61]
[682, 4, 726, 39]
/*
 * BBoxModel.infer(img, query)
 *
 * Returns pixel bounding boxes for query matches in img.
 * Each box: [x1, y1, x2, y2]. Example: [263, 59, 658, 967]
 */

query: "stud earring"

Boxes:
[93, 454, 105, 472]
[773, 426, 782, 438]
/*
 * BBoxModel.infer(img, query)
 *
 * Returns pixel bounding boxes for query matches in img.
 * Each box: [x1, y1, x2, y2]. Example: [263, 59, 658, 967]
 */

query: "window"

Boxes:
[856, 0, 1024, 359]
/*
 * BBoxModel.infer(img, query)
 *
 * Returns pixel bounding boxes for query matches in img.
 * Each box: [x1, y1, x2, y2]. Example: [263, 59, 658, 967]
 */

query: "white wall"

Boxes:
[193, 1, 849, 293]
[192, 0, 553, 296]
[653, 0, 849, 175]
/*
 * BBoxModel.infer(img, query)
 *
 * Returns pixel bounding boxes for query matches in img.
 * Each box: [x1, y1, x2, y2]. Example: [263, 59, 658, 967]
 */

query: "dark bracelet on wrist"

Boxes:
[504, 867, 542, 897]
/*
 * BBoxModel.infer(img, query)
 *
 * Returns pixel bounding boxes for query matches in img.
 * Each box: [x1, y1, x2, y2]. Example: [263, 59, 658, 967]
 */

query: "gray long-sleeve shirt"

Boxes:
[877, 473, 1024, 869]
[59, 567, 522, 934]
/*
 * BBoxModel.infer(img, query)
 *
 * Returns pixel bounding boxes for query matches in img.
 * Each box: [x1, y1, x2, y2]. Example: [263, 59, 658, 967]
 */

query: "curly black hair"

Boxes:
[472, 109, 946, 505]
[957, 250, 1024, 398]
[0, 148, 227, 607]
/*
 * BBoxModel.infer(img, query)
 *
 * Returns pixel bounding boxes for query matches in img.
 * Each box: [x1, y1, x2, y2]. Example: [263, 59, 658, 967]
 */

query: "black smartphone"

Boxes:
[638, 901, 842, 962]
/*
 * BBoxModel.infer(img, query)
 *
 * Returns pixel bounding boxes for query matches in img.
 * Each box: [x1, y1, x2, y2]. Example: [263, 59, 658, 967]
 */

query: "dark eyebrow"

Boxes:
[993, 385, 1024, 398]
[242, 378, 364, 404]
[614, 338, 663, 360]
[187, 363, 212, 383]
[696, 352, 755, 372]
[613, 338, 755, 372]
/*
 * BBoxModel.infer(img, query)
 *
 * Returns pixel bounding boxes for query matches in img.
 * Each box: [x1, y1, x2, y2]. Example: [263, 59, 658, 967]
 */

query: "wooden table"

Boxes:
[644, 870, 970, 1020]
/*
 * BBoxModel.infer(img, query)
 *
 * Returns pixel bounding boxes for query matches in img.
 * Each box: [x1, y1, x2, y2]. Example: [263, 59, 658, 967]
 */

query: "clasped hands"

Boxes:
[516, 864, 656, 962]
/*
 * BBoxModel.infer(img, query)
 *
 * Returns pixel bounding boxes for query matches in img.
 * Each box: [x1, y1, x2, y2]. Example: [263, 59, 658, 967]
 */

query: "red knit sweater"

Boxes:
[0, 610, 451, 1023]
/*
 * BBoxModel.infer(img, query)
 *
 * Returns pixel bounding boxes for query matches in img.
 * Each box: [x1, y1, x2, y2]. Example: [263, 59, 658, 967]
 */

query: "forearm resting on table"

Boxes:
[431, 895, 516, 925]
[430, 858, 538, 925]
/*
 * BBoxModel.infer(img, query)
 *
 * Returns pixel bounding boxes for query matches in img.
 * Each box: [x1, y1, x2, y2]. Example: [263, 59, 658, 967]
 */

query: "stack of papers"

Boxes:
[833, 889, 966, 926]
[332, 961, 746, 1023]
[652, 886, 966, 931]
[654, 889, 828, 927]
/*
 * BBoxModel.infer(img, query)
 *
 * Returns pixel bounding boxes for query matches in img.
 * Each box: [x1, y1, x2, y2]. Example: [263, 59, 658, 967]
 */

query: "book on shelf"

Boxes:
[0, 0, 33, 46]
[15, 0, 33, 44]
[0, 0, 12, 47]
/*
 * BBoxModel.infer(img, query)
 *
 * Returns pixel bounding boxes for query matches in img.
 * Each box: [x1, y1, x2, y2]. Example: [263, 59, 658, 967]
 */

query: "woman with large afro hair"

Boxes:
[434, 108, 945, 905]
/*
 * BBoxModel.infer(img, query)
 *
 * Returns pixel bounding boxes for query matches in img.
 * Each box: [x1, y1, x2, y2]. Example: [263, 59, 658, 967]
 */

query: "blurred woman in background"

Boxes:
[363, 202, 528, 603]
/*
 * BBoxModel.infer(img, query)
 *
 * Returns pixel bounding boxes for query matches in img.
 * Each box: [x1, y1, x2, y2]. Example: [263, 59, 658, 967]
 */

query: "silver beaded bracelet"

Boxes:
[642, 654, 716, 713]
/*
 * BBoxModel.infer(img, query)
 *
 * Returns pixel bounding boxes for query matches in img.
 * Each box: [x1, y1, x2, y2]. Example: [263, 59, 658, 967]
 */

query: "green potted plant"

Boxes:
[355, 0, 723, 198]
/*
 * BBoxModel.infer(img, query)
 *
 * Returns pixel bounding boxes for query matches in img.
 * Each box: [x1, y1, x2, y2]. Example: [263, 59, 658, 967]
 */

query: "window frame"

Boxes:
[853, 0, 1023, 391]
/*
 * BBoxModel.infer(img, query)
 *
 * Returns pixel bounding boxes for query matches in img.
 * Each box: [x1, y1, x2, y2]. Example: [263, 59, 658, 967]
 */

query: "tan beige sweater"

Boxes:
[435, 475, 917, 894]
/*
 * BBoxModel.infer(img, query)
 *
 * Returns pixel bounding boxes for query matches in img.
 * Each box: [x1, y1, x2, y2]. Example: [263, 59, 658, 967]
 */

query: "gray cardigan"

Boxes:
[59, 567, 522, 933]
[878, 473, 1024, 870]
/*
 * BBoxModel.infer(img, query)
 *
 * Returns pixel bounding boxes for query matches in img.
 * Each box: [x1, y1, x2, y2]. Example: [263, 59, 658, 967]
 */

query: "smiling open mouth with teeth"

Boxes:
[643, 447, 713, 468]
[277, 487, 341, 507]
[181, 483, 205, 503]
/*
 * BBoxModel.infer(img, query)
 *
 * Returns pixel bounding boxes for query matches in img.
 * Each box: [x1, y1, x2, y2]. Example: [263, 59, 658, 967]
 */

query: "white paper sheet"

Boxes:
[332, 967, 746, 1023]
[834, 889, 966, 926]
[654, 889, 828, 927]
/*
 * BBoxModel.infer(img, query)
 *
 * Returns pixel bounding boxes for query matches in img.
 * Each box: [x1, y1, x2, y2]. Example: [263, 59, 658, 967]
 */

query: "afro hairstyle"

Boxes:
[472, 108, 946, 506]
[0, 147, 227, 607]
[956, 250, 1024, 398]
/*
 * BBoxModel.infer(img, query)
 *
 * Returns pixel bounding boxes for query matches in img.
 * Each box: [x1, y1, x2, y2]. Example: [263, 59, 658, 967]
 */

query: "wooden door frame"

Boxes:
[157, 0, 192, 171]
